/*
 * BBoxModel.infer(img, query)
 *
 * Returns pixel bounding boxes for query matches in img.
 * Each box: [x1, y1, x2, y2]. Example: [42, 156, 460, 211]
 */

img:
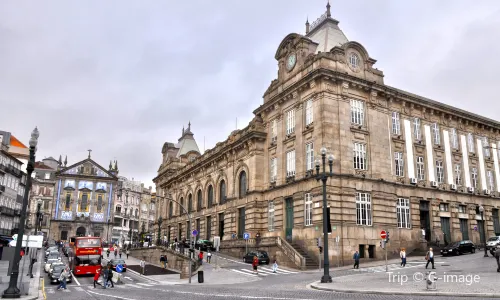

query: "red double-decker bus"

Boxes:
[68, 236, 102, 275]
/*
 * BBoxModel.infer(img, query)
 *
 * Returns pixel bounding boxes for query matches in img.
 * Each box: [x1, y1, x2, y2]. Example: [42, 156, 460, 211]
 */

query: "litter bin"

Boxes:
[198, 270, 204, 283]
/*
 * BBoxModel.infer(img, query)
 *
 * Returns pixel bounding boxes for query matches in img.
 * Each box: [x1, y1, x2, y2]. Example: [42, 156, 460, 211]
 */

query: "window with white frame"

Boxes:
[392, 112, 401, 135]
[286, 150, 296, 177]
[471, 167, 478, 189]
[416, 156, 425, 180]
[395, 152, 404, 177]
[44, 173, 50, 180]
[304, 193, 313, 226]
[268, 201, 275, 231]
[286, 109, 295, 135]
[350, 99, 364, 126]
[454, 164, 461, 185]
[270, 158, 277, 182]
[305, 99, 313, 126]
[451, 128, 458, 149]
[353, 142, 367, 170]
[467, 133, 475, 153]
[413, 118, 421, 140]
[397, 198, 411, 229]
[436, 160, 444, 183]
[355, 192, 372, 226]
[487, 170, 494, 191]
[432, 123, 440, 145]
[271, 119, 277, 141]
[306, 142, 314, 171]
[458, 205, 467, 213]
[483, 137, 490, 157]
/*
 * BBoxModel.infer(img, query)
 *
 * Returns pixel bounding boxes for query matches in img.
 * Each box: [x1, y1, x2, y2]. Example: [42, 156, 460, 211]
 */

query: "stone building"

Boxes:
[49, 153, 118, 241]
[139, 185, 155, 238]
[0, 149, 24, 236]
[26, 157, 59, 237]
[111, 176, 142, 245]
[154, 3, 500, 266]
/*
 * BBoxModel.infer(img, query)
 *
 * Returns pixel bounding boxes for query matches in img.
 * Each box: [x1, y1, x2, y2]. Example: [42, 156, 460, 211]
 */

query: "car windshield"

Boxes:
[46, 259, 58, 264]
[488, 237, 499, 242]
[451, 242, 460, 247]
[111, 260, 125, 265]
[52, 265, 65, 272]
[257, 252, 268, 257]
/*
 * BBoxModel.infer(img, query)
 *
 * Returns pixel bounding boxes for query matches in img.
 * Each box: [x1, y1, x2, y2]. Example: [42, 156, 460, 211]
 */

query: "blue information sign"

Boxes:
[116, 264, 123, 273]
[243, 232, 250, 240]
[192, 230, 198, 236]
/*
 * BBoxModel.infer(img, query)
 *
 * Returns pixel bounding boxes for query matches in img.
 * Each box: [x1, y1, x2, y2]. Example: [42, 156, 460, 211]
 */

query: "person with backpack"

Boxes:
[106, 265, 114, 288]
[102, 266, 109, 289]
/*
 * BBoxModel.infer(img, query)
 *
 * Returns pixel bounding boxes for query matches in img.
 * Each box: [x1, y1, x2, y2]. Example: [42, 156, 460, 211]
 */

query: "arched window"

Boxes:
[179, 197, 184, 215]
[207, 185, 214, 208]
[239, 171, 247, 198]
[197, 190, 202, 211]
[65, 193, 71, 210]
[188, 194, 193, 213]
[168, 202, 173, 218]
[219, 180, 226, 204]
[97, 194, 103, 212]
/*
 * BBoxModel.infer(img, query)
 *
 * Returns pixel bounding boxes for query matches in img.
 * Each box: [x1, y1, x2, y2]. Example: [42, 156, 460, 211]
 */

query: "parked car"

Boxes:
[243, 250, 270, 265]
[195, 240, 214, 251]
[44, 258, 62, 273]
[486, 236, 500, 253]
[48, 265, 72, 284]
[440, 240, 476, 256]
[45, 247, 58, 257]
[108, 259, 127, 272]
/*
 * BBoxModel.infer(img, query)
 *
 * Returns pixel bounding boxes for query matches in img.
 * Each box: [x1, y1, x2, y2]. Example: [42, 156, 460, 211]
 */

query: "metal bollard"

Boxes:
[425, 271, 437, 290]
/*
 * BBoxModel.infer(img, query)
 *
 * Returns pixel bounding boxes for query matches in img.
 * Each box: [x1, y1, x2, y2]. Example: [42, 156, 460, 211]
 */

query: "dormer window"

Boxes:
[349, 53, 359, 69]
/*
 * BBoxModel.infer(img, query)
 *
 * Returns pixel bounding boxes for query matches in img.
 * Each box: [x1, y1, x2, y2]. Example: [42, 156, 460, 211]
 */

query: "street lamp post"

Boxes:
[479, 205, 488, 257]
[3, 127, 39, 298]
[28, 199, 43, 278]
[106, 218, 111, 244]
[315, 147, 334, 284]
[157, 216, 162, 246]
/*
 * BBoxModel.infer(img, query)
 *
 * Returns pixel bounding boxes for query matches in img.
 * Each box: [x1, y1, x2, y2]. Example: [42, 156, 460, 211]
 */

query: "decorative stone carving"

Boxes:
[309, 81, 316, 89]
[292, 91, 298, 99]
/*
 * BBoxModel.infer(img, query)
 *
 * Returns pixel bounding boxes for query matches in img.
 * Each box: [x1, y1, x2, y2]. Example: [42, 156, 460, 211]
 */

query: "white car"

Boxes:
[44, 258, 62, 273]
[487, 236, 500, 250]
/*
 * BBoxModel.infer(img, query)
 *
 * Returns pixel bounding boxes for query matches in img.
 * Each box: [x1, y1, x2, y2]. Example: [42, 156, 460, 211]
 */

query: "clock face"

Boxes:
[287, 53, 296, 71]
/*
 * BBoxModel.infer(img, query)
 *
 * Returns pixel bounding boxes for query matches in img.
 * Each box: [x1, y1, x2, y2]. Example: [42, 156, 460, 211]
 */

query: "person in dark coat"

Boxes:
[495, 245, 500, 272]
[353, 250, 360, 269]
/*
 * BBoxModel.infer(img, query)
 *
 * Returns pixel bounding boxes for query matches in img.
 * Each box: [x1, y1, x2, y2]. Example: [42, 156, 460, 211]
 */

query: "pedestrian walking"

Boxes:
[160, 255, 166, 268]
[353, 250, 360, 269]
[272, 258, 278, 273]
[140, 259, 146, 275]
[252, 256, 259, 274]
[106, 265, 115, 288]
[425, 247, 435, 269]
[198, 251, 204, 264]
[56, 266, 70, 290]
[207, 251, 212, 263]
[114, 249, 118, 257]
[494, 245, 500, 272]
[119, 249, 122, 258]
[126, 249, 130, 259]
[400, 248, 407, 267]
[102, 266, 109, 289]
[93, 269, 102, 288]
[106, 249, 110, 258]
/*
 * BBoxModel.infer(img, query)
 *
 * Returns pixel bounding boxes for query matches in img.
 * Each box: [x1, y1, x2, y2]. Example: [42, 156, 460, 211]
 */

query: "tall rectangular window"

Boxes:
[483, 137, 490, 157]
[467, 133, 475, 153]
[413, 118, 421, 140]
[271, 119, 277, 141]
[416, 156, 425, 181]
[306, 142, 314, 171]
[304, 193, 312, 226]
[353, 143, 367, 170]
[432, 123, 440, 145]
[270, 158, 277, 182]
[454, 164, 462, 185]
[451, 128, 458, 149]
[397, 198, 411, 229]
[436, 160, 444, 183]
[355, 192, 372, 226]
[350, 99, 364, 126]
[395, 152, 404, 177]
[286, 109, 295, 135]
[392, 112, 401, 135]
[286, 150, 296, 177]
[268, 201, 275, 231]
[305, 99, 313, 126]
[471, 167, 478, 189]
[487, 170, 495, 191]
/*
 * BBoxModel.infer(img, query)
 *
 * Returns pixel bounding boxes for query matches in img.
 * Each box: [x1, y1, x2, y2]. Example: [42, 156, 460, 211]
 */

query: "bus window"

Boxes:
[76, 239, 101, 247]
[75, 255, 101, 266]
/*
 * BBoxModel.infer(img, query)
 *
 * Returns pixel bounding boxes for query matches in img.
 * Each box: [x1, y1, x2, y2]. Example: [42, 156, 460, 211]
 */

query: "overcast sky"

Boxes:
[1, 0, 500, 189]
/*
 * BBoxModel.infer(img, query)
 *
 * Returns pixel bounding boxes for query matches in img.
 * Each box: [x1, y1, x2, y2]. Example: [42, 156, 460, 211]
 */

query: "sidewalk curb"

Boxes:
[308, 281, 500, 298]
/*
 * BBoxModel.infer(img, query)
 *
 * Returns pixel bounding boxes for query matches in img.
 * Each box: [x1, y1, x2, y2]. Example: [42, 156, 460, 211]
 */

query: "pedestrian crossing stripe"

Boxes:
[352, 263, 426, 273]
[230, 267, 298, 277]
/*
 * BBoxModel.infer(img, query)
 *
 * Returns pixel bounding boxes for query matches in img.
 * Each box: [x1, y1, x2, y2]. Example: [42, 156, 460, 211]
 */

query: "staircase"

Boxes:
[289, 241, 319, 269]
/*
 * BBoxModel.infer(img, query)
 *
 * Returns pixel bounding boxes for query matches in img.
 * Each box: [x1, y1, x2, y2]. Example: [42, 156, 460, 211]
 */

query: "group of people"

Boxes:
[250, 256, 278, 274]
[93, 264, 116, 289]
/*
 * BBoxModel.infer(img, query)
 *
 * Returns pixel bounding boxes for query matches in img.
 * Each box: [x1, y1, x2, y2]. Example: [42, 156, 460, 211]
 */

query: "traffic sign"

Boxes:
[116, 264, 123, 273]
[243, 232, 250, 240]
[192, 230, 198, 236]
[380, 230, 387, 239]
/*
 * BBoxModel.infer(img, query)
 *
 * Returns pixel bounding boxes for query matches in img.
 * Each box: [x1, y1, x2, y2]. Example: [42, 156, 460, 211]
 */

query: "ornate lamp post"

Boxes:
[479, 205, 488, 257]
[28, 199, 43, 278]
[106, 218, 111, 244]
[157, 216, 162, 246]
[3, 127, 39, 298]
[315, 147, 334, 283]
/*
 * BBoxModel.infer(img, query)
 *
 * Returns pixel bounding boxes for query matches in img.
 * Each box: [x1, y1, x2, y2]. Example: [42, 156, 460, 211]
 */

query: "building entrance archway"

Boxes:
[76, 227, 86, 237]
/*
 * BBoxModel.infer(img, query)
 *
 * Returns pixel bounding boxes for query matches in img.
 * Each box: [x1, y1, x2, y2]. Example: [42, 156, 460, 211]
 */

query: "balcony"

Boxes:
[0, 164, 5, 174]
[0, 207, 15, 216]
[14, 209, 20, 216]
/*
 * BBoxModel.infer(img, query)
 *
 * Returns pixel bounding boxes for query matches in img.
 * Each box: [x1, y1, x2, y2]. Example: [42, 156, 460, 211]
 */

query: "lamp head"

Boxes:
[479, 205, 484, 213]
[29, 127, 39, 148]
[315, 159, 321, 167]
[328, 154, 334, 162]
[320, 147, 327, 156]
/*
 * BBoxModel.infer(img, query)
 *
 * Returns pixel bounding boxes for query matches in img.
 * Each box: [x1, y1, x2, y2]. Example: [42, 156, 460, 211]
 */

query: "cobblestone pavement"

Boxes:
[311, 252, 500, 297]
